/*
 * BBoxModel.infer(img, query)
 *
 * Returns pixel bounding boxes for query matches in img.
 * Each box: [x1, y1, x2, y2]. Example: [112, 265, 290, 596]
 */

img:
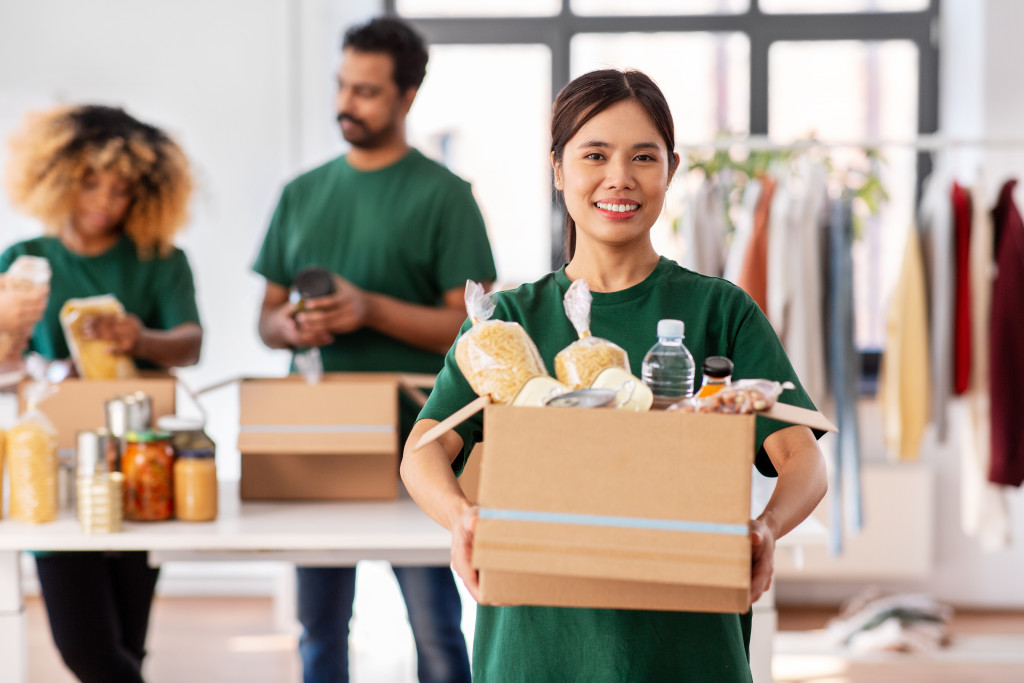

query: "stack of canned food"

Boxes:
[75, 429, 123, 534]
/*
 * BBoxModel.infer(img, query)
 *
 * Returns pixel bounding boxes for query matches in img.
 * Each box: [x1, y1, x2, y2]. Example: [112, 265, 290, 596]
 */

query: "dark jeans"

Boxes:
[35, 551, 160, 683]
[296, 565, 470, 683]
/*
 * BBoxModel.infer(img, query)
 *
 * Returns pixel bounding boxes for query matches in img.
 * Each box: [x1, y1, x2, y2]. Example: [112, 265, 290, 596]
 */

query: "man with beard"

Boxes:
[253, 16, 494, 683]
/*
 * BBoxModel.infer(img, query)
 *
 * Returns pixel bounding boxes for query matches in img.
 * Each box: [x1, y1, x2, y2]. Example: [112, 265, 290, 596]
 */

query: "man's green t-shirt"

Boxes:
[419, 256, 819, 683]
[0, 236, 201, 368]
[253, 149, 496, 435]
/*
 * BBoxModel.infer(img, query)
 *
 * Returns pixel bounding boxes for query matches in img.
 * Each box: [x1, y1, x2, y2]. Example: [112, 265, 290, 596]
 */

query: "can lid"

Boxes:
[176, 448, 216, 459]
[157, 415, 205, 432]
[545, 388, 617, 408]
[656, 319, 684, 339]
[702, 355, 734, 378]
[124, 430, 172, 443]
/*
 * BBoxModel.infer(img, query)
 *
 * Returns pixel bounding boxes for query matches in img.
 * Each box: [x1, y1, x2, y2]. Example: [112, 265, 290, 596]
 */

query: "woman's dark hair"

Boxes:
[551, 69, 676, 261]
[342, 17, 429, 93]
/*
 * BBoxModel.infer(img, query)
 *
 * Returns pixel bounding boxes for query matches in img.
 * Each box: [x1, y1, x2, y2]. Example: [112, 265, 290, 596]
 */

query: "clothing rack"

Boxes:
[680, 134, 1024, 152]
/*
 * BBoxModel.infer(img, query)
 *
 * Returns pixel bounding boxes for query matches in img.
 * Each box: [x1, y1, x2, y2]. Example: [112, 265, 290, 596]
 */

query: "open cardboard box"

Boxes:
[235, 372, 434, 501]
[420, 398, 836, 613]
[18, 373, 177, 453]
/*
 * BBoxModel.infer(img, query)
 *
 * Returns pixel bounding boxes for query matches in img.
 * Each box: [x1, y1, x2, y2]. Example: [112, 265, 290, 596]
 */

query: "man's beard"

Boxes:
[337, 112, 396, 149]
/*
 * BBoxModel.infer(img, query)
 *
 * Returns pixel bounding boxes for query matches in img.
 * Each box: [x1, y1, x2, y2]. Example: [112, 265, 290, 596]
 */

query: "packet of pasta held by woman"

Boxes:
[8, 356, 59, 523]
[554, 279, 630, 390]
[454, 280, 551, 404]
[0, 255, 51, 376]
[59, 294, 138, 380]
[669, 378, 795, 414]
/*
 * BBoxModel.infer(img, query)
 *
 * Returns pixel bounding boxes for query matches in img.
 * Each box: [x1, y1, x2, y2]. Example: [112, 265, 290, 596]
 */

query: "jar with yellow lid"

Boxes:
[122, 430, 174, 521]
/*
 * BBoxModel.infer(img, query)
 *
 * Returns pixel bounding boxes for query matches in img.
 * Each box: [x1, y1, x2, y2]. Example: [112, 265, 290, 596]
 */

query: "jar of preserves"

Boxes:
[157, 416, 217, 522]
[122, 430, 174, 521]
[695, 356, 734, 398]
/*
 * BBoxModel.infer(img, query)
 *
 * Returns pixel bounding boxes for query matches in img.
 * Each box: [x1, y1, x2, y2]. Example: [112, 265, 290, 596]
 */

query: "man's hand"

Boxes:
[81, 313, 142, 354]
[749, 518, 777, 604]
[295, 274, 369, 336]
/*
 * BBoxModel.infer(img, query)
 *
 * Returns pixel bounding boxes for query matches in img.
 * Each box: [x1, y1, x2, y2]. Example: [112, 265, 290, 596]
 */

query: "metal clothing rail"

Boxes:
[680, 134, 1024, 152]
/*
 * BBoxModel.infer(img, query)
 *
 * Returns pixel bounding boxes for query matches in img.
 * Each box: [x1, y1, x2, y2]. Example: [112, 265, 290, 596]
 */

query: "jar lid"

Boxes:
[177, 448, 216, 459]
[157, 415, 205, 432]
[702, 355, 734, 378]
[124, 430, 172, 443]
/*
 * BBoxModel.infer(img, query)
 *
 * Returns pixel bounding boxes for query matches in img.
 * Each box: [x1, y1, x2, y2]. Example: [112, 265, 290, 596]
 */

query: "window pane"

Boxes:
[769, 40, 919, 349]
[572, 32, 750, 257]
[572, 0, 748, 15]
[409, 45, 552, 284]
[761, 0, 928, 12]
[397, 0, 560, 17]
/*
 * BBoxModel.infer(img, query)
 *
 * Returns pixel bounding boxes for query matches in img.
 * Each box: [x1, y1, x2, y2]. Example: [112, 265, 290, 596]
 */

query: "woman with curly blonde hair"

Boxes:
[1, 104, 203, 682]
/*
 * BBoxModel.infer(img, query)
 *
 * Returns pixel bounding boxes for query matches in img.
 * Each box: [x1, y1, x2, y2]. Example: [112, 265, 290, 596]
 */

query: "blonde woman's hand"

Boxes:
[81, 313, 142, 354]
[0, 286, 48, 333]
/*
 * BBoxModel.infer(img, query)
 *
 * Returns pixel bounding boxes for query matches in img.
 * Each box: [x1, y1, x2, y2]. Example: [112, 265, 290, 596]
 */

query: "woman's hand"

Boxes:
[0, 286, 48, 334]
[749, 518, 777, 604]
[81, 313, 142, 354]
[451, 504, 481, 601]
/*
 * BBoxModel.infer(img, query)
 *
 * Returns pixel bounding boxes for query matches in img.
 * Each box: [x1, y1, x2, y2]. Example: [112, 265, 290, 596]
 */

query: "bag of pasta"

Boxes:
[454, 280, 550, 404]
[554, 279, 630, 390]
[0, 255, 51, 376]
[59, 295, 138, 380]
[8, 356, 59, 523]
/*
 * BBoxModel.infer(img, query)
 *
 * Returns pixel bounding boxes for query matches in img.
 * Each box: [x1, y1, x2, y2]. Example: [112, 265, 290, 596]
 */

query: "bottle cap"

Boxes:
[656, 319, 684, 339]
[702, 356, 734, 378]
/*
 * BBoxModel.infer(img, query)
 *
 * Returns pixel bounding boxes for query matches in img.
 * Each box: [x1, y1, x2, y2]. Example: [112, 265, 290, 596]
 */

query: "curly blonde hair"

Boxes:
[4, 104, 193, 258]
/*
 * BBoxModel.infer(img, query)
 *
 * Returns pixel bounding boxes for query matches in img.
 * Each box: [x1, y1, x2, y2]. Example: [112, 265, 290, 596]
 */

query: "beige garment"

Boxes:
[959, 178, 1010, 549]
[879, 224, 930, 461]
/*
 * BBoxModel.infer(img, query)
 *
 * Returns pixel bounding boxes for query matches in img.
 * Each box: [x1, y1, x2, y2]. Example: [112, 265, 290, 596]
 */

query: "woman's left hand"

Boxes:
[81, 313, 142, 354]
[749, 518, 776, 604]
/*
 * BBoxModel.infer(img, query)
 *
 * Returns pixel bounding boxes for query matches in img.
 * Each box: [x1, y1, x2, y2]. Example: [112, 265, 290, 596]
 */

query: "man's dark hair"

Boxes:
[342, 17, 428, 93]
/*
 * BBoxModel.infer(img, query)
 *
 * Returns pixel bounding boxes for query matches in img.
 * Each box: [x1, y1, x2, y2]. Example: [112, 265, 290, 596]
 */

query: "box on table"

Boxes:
[470, 403, 832, 614]
[237, 373, 408, 501]
[18, 374, 177, 452]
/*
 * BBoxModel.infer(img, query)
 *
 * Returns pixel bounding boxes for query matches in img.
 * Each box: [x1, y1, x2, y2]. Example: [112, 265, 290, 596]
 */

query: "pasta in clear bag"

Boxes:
[60, 294, 138, 380]
[8, 356, 59, 523]
[454, 280, 551, 404]
[554, 279, 630, 390]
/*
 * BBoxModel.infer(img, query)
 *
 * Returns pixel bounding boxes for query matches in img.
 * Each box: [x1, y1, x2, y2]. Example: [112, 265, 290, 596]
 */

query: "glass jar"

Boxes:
[122, 430, 174, 521]
[157, 416, 217, 522]
[696, 356, 734, 398]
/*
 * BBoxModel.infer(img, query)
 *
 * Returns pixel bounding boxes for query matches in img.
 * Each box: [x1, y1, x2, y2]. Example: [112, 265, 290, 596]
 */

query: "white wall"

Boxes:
[777, 0, 1024, 609]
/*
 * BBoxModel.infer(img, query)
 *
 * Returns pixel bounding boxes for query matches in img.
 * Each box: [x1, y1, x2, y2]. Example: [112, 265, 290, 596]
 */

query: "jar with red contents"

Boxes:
[122, 430, 174, 521]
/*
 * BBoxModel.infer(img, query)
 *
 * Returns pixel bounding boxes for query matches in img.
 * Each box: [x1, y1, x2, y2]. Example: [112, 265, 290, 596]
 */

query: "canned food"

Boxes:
[76, 429, 116, 478]
[544, 388, 618, 409]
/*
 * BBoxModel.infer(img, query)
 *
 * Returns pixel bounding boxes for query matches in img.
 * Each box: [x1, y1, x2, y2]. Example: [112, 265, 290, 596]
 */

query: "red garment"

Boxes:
[951, 182, 972, 394]
[737, 175, 776, 313]
[989, 179, 1024, 486]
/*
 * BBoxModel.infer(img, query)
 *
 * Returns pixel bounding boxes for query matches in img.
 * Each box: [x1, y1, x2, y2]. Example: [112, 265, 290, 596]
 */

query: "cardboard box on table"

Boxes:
[461, 402, 834, 614]
[237, 373, 433, 501]
[18, 374, 177, 452]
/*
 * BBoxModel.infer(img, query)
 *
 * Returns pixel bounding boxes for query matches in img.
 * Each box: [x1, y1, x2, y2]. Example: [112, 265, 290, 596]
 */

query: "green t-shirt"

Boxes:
[0, 235, 201, 369]
[253, 149, 496, 435]
[419, 256, 819, 682]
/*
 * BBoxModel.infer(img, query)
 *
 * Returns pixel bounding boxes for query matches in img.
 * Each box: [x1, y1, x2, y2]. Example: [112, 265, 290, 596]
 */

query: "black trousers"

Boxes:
[35, 551, 160, 683]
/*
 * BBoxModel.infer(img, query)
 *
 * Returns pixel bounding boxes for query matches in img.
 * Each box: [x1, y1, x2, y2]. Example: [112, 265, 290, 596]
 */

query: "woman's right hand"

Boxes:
[451, 504, 481, 601]
[0, 285, 48, 333]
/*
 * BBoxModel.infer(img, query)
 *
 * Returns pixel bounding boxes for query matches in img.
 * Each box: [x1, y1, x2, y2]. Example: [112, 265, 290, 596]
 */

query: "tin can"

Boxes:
[544, 388, 618, 409]
[76, 429, 115, 478]
[105, 392, 153, 470]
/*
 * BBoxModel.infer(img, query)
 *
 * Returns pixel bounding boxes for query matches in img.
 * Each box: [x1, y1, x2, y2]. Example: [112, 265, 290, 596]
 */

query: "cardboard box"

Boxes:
[237, 373, 406, 501]
[469, 403, 832, 614]
[18, 375, 177, 453]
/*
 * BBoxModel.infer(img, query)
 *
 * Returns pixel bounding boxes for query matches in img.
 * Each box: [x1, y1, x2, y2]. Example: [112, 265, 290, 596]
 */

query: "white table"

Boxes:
[0, 482, 824, 683]
[0, 482, 451, 683]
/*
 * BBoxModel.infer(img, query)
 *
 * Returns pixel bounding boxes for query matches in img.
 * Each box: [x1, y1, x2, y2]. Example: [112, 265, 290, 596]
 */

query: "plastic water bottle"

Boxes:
[641, 319, 695, 405]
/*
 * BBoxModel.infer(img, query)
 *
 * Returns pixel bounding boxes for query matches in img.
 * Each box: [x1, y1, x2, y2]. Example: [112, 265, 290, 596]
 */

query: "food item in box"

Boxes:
[670, 378, 794, 414]
[0, 255, 51, 368]
[59, 294, 138, 380]
[7, 373, 59, 523]
[554, 279, 629, 390]
[455, 280, 549, 404]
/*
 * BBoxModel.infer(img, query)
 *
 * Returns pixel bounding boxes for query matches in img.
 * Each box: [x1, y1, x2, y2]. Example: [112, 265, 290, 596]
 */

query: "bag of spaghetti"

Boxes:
[0, 255, 51, 373]
[454, 280, 566, 406]
[7, 354, 59, 523]
[59, 294, 138, 380]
